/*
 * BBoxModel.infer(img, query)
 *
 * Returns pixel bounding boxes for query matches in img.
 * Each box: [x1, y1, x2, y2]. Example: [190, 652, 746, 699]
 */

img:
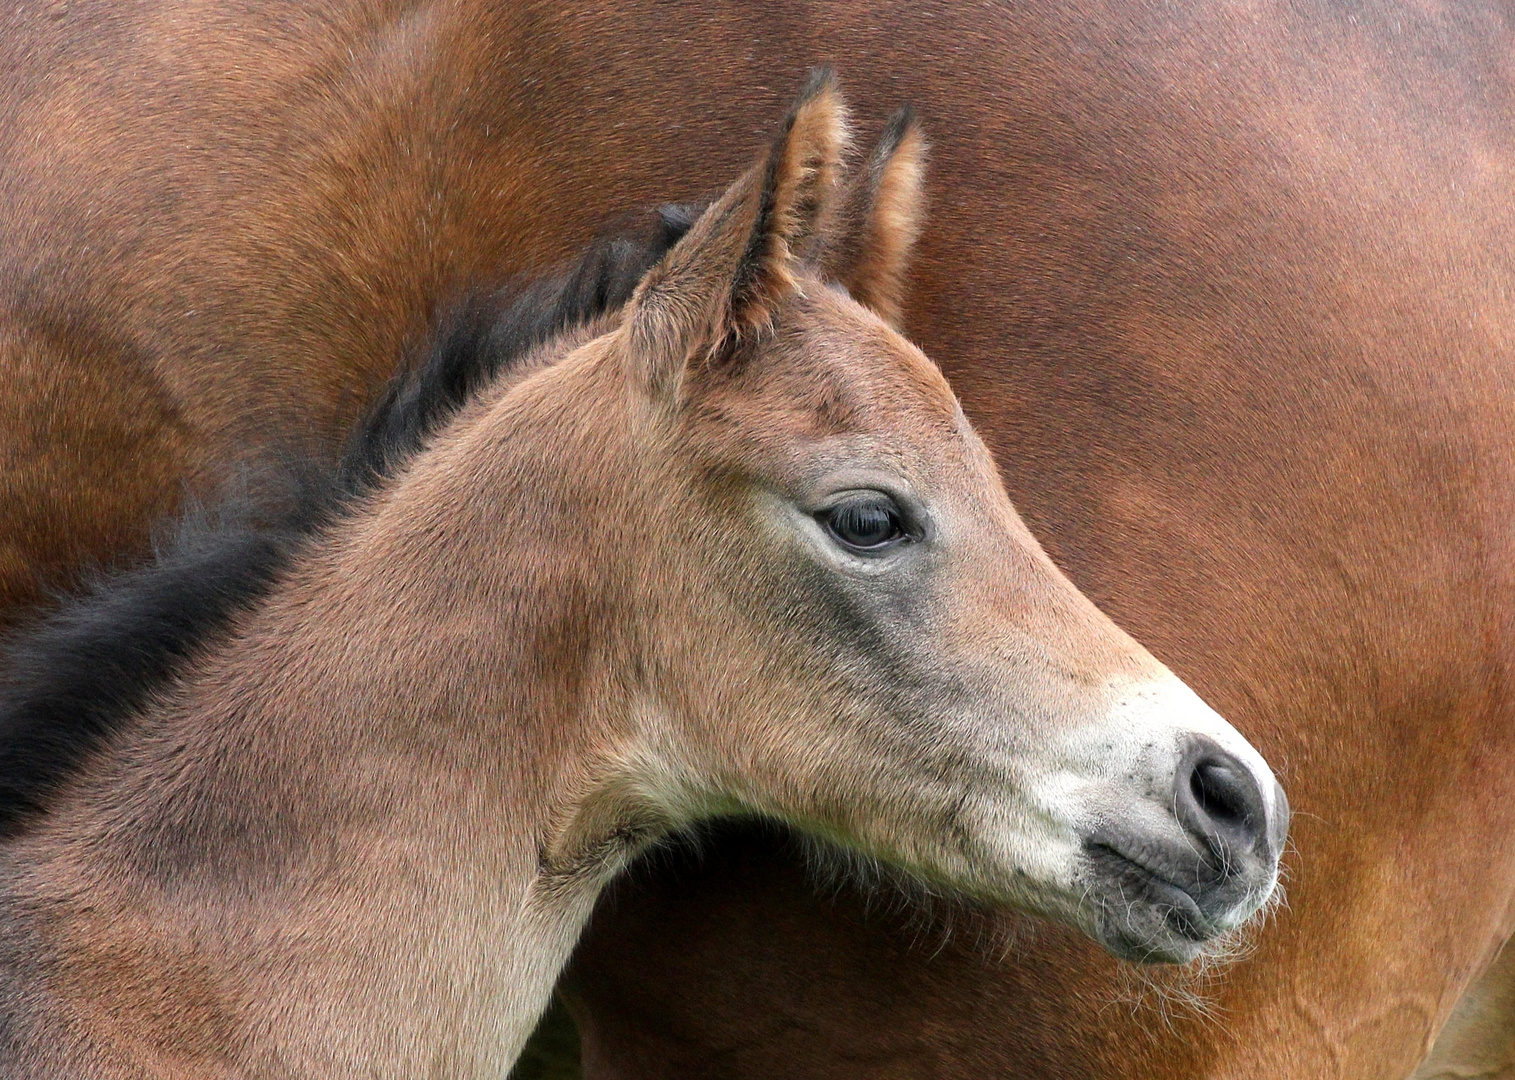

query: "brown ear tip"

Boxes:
[797, 65, 840, 104]
[878, 106, 927, 161]
[883, 104, 916, 136]
[788, 67, 852, 142]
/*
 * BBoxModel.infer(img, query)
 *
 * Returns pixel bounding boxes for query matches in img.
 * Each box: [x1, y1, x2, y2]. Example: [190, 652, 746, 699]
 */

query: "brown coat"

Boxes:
[1, 2, 1510, 1076]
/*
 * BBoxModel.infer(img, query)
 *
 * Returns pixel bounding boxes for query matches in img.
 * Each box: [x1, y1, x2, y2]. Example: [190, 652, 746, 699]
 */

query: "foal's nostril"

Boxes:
[1191, 761, 1251, 827]
[1174, 739, 1276, 868]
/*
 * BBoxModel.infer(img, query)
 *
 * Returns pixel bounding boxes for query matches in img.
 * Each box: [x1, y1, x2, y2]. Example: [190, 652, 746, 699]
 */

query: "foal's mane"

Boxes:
[0, 205, 696, 837]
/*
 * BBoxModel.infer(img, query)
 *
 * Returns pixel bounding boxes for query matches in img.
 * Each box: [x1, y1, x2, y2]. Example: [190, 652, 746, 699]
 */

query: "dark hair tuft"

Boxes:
[0, 204, 695, 836]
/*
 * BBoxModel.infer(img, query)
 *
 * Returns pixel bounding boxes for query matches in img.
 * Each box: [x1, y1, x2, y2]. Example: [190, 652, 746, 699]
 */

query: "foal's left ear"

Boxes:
[623, 69, 850, 402]
[812, 107, 927, 329]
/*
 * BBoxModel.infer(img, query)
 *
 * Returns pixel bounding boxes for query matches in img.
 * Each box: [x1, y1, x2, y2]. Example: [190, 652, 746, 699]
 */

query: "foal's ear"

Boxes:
[813, 107, 927, 329]
[623, 69, 850, 401]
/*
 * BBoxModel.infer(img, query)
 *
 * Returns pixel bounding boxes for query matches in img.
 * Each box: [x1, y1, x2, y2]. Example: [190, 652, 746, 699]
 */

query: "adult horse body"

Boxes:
[1, 1, 1513, 1077]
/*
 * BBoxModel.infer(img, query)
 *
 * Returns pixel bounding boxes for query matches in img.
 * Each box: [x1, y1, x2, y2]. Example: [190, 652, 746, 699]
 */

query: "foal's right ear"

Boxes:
[622, 69, 850, 403]
[813, 107, 927, 329]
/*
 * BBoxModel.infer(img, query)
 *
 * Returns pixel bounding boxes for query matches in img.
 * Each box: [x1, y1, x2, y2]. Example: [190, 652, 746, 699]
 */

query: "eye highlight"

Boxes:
[819, 493, 911, 554]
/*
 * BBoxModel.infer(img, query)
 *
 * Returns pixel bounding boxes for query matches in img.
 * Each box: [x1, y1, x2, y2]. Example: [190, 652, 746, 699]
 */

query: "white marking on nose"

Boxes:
[1111, 676, 1280, 820]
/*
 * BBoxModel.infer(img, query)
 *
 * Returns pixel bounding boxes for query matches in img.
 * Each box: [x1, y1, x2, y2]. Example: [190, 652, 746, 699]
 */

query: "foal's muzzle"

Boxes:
[1083, 736, 1288, 963]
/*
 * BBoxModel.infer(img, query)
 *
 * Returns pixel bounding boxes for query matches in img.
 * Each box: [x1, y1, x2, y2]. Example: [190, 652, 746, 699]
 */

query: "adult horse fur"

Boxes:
[1, 1, 1513, 1077]
[0, 79, 1286, 1077]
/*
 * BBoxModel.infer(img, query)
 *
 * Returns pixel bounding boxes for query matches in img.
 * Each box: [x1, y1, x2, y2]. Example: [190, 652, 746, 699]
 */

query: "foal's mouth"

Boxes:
[1083, 841, 1232, 961]
[1086, 843, 1212, 925]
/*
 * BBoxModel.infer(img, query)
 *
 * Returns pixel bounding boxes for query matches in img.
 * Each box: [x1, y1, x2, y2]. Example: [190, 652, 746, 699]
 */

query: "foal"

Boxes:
[0, 76, 1286, 1078]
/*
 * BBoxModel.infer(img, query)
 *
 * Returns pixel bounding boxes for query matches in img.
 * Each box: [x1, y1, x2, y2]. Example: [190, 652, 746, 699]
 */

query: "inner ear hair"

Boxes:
[813, 106, 928, 329]
[728, 67, 851, 331]
[623, 68, 852, 400]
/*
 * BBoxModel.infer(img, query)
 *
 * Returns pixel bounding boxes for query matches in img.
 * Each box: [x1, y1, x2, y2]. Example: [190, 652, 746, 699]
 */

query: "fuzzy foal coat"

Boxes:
[3, 2, 1515, 1078]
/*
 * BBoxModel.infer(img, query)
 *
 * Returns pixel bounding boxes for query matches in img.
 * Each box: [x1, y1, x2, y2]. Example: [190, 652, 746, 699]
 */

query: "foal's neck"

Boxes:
[16, 356, 651, 1078]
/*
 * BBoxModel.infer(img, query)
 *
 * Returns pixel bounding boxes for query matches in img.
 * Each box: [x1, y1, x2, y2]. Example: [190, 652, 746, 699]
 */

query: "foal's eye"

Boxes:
[820, 495, 909, 554]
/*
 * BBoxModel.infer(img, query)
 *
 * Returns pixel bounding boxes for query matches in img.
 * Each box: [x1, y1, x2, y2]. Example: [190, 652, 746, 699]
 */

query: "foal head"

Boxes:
[507, 73, 1287, 964]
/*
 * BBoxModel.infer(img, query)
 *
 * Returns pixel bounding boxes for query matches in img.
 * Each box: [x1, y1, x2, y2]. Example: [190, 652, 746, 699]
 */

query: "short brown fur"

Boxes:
[0, 81, 1283, 1078]
[2, 2, 1511, 1077]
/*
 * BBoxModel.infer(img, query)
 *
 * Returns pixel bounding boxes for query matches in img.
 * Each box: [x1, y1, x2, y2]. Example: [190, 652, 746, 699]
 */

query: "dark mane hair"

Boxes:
[0, 204, 695, 837]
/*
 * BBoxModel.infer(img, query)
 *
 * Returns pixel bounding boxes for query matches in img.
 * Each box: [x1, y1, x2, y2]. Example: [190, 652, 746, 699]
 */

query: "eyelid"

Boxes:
[816, 491, 900, 515]
[815, 487, 898, 512]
